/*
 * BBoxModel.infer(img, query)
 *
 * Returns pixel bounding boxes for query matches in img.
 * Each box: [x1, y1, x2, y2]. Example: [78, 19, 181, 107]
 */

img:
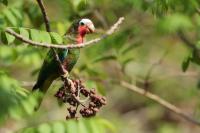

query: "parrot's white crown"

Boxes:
[79, 18, 95, 32]
[79, 18, 93, 25]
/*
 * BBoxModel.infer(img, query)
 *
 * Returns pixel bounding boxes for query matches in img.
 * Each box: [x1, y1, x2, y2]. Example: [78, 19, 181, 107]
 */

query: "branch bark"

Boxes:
[120, 81, 200, 126]
[36, 0, 51, 32]
[5, 17, 124, 49]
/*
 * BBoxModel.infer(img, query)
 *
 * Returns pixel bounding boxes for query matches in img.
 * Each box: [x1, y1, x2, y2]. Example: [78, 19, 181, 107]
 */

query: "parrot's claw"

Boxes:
[62, 71, 69, 79]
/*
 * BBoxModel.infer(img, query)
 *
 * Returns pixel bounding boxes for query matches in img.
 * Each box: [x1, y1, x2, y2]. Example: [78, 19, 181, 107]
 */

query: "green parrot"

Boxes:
[32, 18, 95, 109]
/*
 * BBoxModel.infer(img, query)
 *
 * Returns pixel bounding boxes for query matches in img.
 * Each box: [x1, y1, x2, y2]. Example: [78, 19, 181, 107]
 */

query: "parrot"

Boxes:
[32, 18, 95, 109]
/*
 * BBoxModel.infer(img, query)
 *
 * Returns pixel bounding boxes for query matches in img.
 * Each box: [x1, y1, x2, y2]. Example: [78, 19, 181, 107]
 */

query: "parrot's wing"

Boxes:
[33, 33, 76, 91]
[34, 49, 68, 90]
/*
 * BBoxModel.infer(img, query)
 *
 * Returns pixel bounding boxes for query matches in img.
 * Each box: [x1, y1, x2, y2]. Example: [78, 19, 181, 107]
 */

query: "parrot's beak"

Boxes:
[86, 23, 95, 33]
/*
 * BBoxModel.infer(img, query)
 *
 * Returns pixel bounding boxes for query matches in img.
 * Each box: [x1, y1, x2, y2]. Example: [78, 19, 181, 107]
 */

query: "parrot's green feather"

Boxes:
[33, 47, 80, 110]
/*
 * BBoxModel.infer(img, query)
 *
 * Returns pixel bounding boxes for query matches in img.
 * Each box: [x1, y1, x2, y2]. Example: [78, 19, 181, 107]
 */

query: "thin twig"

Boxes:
[177, 30, 197, 50]
[196, 8, 200, 15]
[120, 81, 200, 126]
[142, 48, 171, 90]
[177, 30, 200, 59]
[36, 0, 51, 32]
[5, 17, 125, 49]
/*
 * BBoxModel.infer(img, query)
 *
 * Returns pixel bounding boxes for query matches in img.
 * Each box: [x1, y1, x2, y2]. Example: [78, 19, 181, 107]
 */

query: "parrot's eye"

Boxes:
[80, 22, 85, 26]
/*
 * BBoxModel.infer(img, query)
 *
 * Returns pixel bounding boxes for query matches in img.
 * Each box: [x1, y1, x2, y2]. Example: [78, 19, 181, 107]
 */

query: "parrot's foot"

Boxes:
[61, 71, 69, 79]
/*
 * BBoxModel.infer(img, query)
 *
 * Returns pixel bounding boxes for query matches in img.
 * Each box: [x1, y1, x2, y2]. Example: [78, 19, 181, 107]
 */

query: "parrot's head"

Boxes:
[67, 18, 95, 43]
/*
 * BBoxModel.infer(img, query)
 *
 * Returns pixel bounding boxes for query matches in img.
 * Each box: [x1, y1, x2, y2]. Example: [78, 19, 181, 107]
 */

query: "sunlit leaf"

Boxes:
[50, 32, 63, 44]
[78, 120, 88, 133]
[30, 29, 41, 42]
[37, 123, 51, 133]
[14, 28, 29, 45]
[40, 31, 52, 43]
[3, 9, 18, 26]
[0, 73, 28, 124]
[0, 46, 18, 65]
[1, 31, 15, 44]
[157, 14, 193, 33]
[52, 122, 65, 133]
[66, 119, 78, 133]
[20, 28, 29, 42]
[97, 118, 116, 132]
[0, 15, 6, 30]
[10, 8, 23, 21]
[17, 118, 114, 133]
[86, 118, 100, 133]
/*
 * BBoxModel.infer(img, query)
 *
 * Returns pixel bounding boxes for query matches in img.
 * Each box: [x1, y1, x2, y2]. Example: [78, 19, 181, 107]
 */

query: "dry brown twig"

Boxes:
[120, 81, 200, 126]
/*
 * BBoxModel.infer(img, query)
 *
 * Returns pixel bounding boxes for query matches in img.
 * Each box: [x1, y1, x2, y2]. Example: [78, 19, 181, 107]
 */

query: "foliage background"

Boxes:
[1, 0, 200, 133]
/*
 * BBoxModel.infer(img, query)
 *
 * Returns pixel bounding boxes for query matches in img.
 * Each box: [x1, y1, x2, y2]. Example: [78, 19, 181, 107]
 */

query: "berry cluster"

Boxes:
[55, 79, 106, 119]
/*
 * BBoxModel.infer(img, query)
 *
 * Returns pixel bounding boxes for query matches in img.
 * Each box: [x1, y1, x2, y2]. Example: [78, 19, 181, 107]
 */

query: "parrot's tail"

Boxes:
[32, 78, 54, 111]
[32, 80, 50, 111]
[32, 83, 45, 111]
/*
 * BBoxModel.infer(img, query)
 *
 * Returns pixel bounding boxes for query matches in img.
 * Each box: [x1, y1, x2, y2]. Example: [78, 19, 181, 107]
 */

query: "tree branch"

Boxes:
[177, 30, 198, 50]
[36, 0, 51, 32]
[5, 17, 124, 49]
[120, 81, 200, 126]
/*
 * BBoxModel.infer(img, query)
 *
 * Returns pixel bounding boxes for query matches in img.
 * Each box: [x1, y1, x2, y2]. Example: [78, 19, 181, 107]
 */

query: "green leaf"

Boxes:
[157, 14, 193, 33]
[14, 28, 29, 45]
[20, 128, 36, 133]
[93, 55, 117, 63]
[50, 32, 63, 44]
[21, 95, 37, 115]
[52, 122, 65, 133]
[40, 31, 52, 43]
[30, 29, 41, 42]
[37, 123, 51, 133]
[86, 118, 100, 133]
[78, 120, 88, 133]
[191, 50, 200, 65]
[1, 31, 15, 44]
[0, 15, 6, 30]
[10, 8, 23, 20]
[3, 9, 18, 26]
[0, 0, 8, 6]
[0, 46, 18, 65]
[19, 28, 29, 39]
[97, 118, 116, 132]
[85, 80, 97, 89]
[66, 120, 78, 133]
[0, 73, 29, 124]
[182, 56, 191, 72]
[17, 118, 115, 133]
[120, 42, 141, 55]
[96, 82, 106, 96]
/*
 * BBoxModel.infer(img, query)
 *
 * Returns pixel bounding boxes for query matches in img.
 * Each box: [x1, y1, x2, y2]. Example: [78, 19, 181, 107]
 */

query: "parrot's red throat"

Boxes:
[76, 25, 90, 44]
[76, 35, 84, 44]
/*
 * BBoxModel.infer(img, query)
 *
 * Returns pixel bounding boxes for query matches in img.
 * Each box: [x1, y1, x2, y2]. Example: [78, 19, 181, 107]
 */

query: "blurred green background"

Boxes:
[1, 0, 200, 133]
